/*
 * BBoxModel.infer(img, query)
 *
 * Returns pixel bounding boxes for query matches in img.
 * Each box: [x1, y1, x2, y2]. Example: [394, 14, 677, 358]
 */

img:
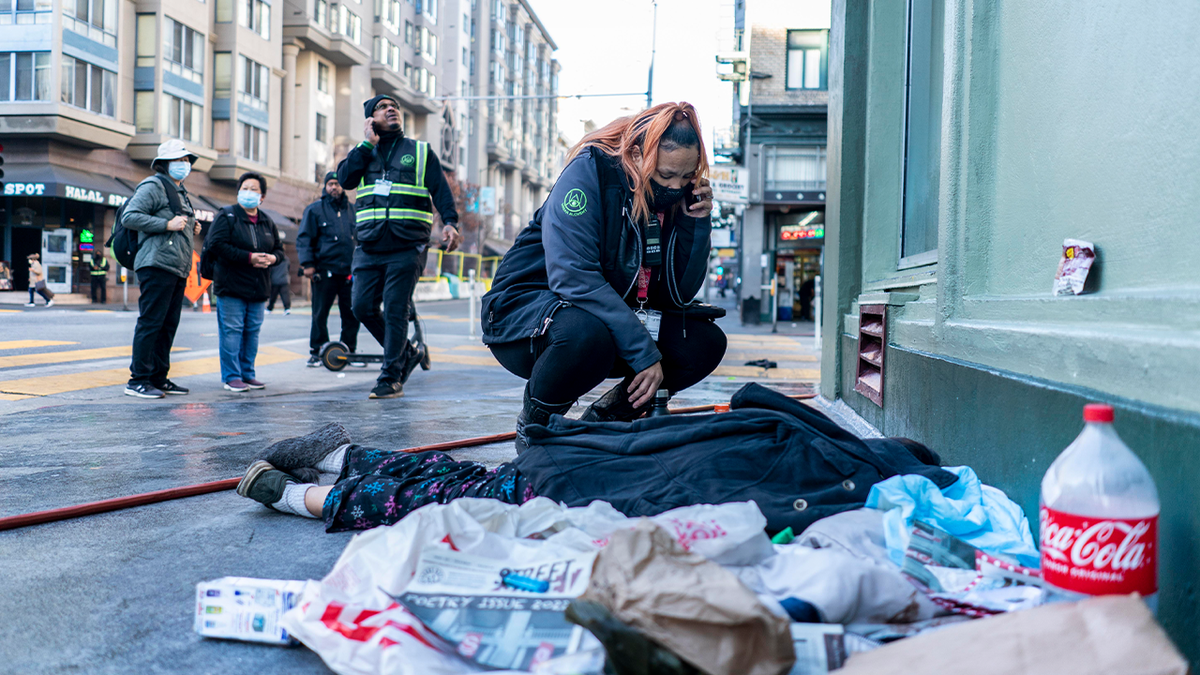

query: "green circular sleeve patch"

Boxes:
[562, 188, 587, 216]
[400, 154, 416, 166]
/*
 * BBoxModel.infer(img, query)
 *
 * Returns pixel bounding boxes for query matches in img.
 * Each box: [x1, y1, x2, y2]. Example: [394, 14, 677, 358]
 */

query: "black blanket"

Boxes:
[513, 383, 957, 533]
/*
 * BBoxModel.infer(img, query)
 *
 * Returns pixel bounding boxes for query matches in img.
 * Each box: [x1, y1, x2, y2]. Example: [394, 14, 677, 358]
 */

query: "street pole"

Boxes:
[467, 268, 477, 340]
[813, 274, 822, 352]
[121, 266, 129, 311]
[647, 0, 658, 108]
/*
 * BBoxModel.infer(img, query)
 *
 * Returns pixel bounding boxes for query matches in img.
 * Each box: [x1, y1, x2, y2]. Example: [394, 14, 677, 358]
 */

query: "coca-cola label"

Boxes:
[1040, 507, 1157, 596]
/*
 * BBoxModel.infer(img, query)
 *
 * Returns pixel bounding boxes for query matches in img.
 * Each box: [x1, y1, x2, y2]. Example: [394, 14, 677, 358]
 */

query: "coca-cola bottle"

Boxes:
[1040, 404, 1159, 610]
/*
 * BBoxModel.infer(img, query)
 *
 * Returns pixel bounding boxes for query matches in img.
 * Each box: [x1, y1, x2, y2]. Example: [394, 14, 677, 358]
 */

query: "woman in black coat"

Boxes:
[206, 172, 284, 392]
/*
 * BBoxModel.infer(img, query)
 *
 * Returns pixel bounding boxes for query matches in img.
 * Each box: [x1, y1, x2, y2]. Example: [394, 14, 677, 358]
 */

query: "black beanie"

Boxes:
[363, 94, 399, 118]
[323, 171, 337, 184]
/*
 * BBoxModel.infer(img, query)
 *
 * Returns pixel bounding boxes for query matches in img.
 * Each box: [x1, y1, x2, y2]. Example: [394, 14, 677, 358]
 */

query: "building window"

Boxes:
[214, 52, 232, 98]
[164, 18, 204, 85]
[241, 122, 267, 163]
[315, 0, 329, 28]
[0, 52, 51, 101]
[0, 0, 51, 25]
[901, 0, 944, 261]
[315, 112, 327, 142]
[786, 29, 827, 90]
[423, 0, 436, 23]
[238, 55, 269, 110]
[317, 62, 329, 93]
[136, 14, 156, 67]
[423, 31, 437, 64]
[60, 55, 115, 117]
[373, 36, 400, 72]
[336, 4, 361, 43]
[63, 0, 118, 48]
[377, 0, 399, 34]
[462, 12, 467, 32]
[164, 94, 202, 142]
[403, 61, 412, 83]
[135, 90, 155, 131]
[239, 0, 270, 39]
[215, 0, 233, 22]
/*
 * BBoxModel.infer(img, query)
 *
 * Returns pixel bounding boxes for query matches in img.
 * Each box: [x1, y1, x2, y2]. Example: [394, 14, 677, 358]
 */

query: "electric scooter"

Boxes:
[318, 300, 431, 379]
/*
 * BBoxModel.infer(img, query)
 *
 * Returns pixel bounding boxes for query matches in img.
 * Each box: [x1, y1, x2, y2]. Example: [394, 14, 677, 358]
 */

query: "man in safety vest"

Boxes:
[90, 251, 110, 304]
[336, 94, 462, 399]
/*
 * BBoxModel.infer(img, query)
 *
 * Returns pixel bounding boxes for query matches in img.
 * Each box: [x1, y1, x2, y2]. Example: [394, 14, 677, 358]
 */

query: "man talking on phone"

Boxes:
[336, 95, 462, 399]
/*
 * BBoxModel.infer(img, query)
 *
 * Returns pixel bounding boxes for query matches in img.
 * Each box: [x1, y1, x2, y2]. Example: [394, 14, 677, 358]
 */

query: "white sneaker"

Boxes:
[283, 309, 291, 315]
[24, 303, 34, 307]
[45, 300, 54, 307]
[265, 309, 273, 314]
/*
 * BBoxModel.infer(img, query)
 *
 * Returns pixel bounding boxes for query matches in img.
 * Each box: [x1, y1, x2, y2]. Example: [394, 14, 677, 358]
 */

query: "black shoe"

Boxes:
[306, 355, 321, 368]
[261, 423, 352, 484]
[236, 460, 298, 509]
[369, 380, 404, 399]
[419, 343, 432, 371]
[514, 385, 574, 454]
[124, 383, 164, 399]
[579, 381, 649, 423]
[153, 380, 189, 395]
[399, 342, 426, 383]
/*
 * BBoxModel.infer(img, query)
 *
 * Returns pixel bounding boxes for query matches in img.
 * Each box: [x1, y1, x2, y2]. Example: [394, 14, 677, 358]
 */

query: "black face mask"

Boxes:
[650, 179, 688, 212]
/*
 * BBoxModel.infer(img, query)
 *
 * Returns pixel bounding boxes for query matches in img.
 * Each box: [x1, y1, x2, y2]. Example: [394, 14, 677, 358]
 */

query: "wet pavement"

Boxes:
[0, 295, 818, 673]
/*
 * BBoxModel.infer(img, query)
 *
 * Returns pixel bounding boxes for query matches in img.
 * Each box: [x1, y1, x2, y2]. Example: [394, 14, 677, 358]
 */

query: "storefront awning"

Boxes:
[261, 207, 299, 243]
[483, 238, 512, 256]
[2, 163, 134, 208]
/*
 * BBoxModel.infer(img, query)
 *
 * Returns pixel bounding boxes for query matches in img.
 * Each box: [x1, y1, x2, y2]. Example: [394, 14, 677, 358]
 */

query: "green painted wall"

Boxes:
[825, 0, 1200, 663]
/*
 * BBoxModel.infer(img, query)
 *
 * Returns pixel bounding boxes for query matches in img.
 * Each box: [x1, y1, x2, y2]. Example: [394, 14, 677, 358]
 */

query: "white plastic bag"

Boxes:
[282, 498, 773, 675]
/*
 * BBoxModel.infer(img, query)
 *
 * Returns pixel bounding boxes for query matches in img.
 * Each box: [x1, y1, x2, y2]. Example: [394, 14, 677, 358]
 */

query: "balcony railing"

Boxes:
[765, 146, 826, 192]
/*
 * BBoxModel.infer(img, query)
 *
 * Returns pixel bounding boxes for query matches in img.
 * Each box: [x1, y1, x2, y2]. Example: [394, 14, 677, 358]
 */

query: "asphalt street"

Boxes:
[0, 295, 820, 673]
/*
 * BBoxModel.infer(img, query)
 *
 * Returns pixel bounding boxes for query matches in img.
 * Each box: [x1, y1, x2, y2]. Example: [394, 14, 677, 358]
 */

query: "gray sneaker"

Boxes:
[236, 460, 298, 509]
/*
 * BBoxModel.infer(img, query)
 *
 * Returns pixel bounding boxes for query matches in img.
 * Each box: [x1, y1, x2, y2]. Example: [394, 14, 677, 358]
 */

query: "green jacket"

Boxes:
[121, 175, 196, 278]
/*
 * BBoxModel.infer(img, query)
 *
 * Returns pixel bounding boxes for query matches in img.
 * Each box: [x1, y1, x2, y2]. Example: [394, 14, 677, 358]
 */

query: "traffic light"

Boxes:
[716, 266, 725, 275]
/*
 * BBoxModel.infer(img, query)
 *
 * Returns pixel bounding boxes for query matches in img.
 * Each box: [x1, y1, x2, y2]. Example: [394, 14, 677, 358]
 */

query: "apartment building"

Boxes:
[465, 0, 558, 254]
[715, 0, 830, 325]
[0, 0, 559, 295]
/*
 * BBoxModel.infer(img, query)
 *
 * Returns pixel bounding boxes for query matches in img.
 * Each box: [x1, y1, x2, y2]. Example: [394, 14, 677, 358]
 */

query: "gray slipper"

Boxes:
[261, 423, 351, 483]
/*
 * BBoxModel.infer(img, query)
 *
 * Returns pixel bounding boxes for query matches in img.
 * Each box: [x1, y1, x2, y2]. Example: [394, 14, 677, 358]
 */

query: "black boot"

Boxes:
[579, 381, 651, 423]
[515, 386, 574, 454]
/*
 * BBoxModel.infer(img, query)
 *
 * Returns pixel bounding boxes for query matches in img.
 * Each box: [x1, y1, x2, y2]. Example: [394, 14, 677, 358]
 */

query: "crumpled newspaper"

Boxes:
[1052, 239, 1096, 296]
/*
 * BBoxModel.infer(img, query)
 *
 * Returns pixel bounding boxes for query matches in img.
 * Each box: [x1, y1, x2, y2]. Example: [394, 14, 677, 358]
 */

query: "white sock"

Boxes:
[315, 443, 350, 475]
[317, 472, 339, 486]
[272, 483, 318, 519]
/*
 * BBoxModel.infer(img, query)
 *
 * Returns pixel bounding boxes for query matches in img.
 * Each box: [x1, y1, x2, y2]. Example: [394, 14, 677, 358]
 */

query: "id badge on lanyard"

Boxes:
[635, 266, 662, 341]
[373, 180, 392, 197]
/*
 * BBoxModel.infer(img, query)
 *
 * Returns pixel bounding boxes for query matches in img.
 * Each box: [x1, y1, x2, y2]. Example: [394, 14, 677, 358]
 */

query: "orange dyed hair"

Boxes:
[567, 102, 709, 224]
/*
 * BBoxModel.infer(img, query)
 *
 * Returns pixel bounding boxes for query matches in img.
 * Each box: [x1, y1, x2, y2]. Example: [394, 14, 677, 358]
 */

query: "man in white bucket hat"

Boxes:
[122, 138, 203, 399]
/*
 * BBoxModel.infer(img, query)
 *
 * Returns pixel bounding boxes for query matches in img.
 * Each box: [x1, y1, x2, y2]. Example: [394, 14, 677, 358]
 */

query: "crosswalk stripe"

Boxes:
[0, 340, 79, 351]
[0, 346, 187, 370]
[712, 365, 821, 380]
[0, 346, 302, 397]
[427, 347, 500, 367]
[723, 351, 818, 362]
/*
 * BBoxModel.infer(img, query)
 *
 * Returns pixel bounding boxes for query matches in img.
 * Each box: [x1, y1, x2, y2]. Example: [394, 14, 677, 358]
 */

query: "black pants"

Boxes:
[489, 306, 728, 404]
[309, 273, 359, 354]
[351, 247, 422, 384]
[267, 283, 291, 311]
[129, 267, 186, 386]
[91, 276, 107, 304]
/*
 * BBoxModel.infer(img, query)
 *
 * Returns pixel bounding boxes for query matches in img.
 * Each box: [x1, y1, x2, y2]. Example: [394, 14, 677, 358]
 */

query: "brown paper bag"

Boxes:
[580, 520, 795, 675]
[838, 594, 1187, 675]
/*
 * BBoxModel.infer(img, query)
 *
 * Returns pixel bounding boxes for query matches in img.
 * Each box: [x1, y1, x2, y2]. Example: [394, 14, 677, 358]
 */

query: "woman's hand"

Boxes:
[628, 362, 665, 409]
[250, 252, 273, 268]
[686, 178, 714, 218]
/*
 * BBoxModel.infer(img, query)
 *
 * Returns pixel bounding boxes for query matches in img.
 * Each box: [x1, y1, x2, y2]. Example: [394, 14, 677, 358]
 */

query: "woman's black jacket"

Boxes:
[207, 204, 285, 301]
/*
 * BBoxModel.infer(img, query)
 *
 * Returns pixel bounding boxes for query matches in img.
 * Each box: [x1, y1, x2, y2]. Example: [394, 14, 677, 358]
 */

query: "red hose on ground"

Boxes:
[0, 394, 816, 532]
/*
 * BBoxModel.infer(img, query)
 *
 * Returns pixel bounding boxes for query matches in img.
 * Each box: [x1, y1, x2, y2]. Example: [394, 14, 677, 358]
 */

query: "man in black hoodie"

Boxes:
[337, 95, 462, 399]
[297, 172, 360, 367]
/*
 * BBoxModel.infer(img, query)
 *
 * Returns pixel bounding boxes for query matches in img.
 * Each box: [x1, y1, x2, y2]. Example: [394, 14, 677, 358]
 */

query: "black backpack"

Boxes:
[106, 174, 183, 270]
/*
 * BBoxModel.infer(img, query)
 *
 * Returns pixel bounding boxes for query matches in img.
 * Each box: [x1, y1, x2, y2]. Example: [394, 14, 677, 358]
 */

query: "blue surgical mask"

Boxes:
[238, 190, 262, 209]
[168, 160, 191, 181]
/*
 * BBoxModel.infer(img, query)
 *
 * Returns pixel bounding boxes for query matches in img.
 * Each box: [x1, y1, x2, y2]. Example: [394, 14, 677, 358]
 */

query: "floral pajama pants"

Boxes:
[322, 444, 535, 533]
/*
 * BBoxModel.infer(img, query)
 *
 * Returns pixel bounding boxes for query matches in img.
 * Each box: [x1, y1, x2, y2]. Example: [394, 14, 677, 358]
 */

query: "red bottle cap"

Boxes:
[1083, 403, 1114, 423]
[713, 403, 731, 413]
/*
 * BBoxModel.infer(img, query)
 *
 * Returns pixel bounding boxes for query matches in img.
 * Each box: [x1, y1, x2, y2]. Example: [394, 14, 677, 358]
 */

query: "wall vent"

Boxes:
[854, 304, 886, 406]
